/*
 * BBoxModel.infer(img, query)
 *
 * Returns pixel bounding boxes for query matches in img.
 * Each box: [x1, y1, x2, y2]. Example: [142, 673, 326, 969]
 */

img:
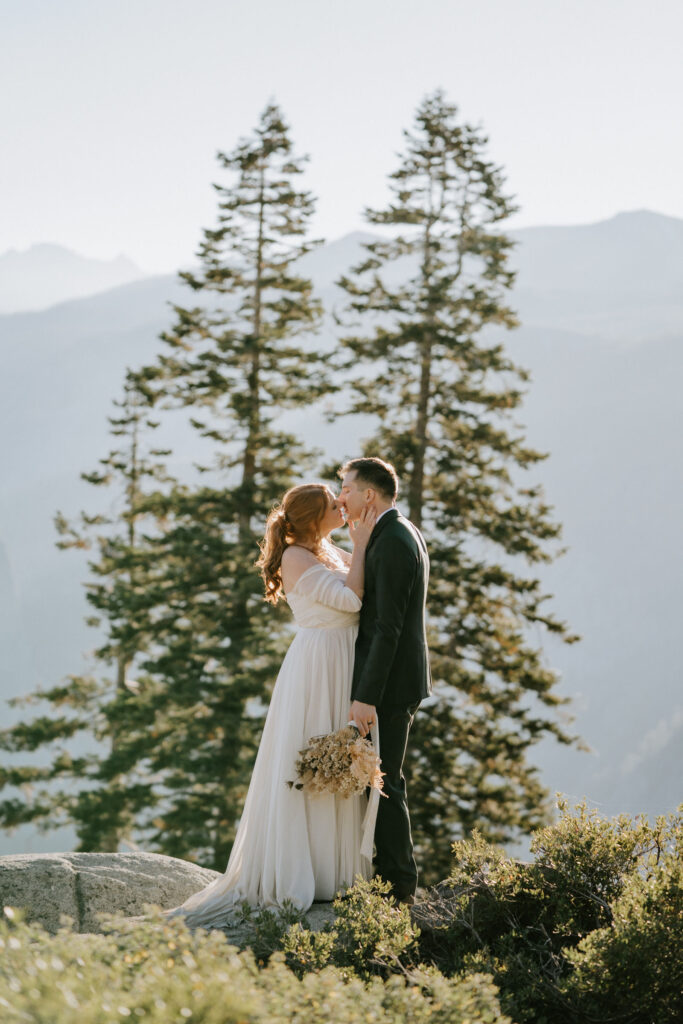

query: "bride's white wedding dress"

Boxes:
[167, 562, 379, 928]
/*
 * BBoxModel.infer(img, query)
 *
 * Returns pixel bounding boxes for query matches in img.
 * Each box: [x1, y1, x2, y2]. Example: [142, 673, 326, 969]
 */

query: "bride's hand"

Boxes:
[348, 505, 377, 548]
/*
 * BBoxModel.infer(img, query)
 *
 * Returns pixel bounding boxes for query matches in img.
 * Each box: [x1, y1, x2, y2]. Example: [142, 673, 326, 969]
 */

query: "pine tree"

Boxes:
[335, 90, 581, 884]
[119, 100, 330, 867]
[0, 371, 177, 849]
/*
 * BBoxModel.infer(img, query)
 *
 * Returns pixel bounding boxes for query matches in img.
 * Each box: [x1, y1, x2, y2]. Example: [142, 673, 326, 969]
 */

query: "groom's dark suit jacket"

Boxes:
[351, 508, 432, 708]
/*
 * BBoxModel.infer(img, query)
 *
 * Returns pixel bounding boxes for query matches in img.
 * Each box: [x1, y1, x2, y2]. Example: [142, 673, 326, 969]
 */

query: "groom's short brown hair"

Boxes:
[339, 457, 399, 500]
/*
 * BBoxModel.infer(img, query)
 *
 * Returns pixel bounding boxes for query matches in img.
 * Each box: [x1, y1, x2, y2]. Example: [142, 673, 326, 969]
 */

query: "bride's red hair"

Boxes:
[256, 484, 330, 604]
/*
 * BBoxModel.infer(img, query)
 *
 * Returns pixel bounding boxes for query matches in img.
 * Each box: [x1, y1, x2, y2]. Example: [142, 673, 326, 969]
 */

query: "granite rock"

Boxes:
[0, 851, 340, 940]
[0, 851, 219, 933]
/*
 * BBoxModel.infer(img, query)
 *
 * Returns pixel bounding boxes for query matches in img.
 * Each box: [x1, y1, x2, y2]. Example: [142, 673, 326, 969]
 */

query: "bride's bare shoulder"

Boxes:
[281, 545, 318, 568]
[281, 544, 320, 592]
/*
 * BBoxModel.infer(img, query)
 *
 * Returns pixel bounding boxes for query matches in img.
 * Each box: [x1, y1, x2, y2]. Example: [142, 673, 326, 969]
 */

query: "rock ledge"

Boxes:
[0, 851, 338, 940]
[0, 851, 218, 933]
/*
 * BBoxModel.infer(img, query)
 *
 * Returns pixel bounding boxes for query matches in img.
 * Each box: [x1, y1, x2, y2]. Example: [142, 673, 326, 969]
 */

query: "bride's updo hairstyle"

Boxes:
[257, 483, 330, 604]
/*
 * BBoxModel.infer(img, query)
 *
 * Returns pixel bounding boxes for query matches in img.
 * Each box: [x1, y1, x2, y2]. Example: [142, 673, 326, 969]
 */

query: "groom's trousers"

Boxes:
[372, 698, 421, 899]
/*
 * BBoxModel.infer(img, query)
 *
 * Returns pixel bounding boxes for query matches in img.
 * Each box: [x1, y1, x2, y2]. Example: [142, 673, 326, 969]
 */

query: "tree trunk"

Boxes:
[239, 161, 265, 541]
[408, 208, 437, 528]
[409, 338, 431, 529]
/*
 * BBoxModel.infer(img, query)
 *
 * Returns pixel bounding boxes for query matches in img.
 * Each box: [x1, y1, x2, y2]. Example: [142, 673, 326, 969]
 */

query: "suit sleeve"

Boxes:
[353, 536, 417, 707]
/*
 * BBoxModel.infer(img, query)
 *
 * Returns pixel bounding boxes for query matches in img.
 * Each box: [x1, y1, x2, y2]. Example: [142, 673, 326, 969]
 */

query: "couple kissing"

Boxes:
[166, 457, 431, 928]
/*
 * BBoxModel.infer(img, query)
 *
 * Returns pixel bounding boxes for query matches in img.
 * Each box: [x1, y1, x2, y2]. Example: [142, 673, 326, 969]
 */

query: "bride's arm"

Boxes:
[330, 542, 352, 566]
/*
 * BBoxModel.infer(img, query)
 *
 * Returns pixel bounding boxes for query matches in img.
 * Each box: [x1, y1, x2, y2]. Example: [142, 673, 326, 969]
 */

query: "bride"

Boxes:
[166, 483, 377, 928]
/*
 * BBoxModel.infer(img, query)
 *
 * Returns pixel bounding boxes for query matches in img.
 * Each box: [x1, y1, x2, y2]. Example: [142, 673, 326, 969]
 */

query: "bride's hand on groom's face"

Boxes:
[348, 505, 377, 548]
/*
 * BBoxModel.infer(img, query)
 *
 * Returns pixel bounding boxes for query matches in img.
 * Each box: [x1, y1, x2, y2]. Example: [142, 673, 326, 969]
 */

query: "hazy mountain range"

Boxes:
[1, 208, 681, 855]
[0, 243, 145, 314]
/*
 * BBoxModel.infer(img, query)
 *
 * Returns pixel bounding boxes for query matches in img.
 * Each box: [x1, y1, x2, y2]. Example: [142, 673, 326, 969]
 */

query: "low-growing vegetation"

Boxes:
[1, 802, 680, 1023]
[0, 900, 508, 1024]
[416, 799, 683, 1023]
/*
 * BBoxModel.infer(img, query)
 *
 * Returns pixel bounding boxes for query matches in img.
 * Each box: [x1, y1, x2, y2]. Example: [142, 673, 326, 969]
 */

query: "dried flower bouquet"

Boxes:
[287, 722, 385, 798]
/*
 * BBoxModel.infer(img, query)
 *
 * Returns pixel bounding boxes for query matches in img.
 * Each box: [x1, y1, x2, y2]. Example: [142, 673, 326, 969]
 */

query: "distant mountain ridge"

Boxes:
[510, 209, 683, 297]
[5, 208, 683, 318]
[0, 243, 146, 314]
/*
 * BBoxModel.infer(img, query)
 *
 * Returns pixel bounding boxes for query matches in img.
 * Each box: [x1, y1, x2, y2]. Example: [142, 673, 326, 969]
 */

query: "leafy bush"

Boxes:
[561, 818, 683, 1023]
[230, 896, 309, 965]
[413, 799, 682, 1023]
[2, 802, 678, 1023]
[0, 901, 510, 1024]
[282, 875, 420, 978]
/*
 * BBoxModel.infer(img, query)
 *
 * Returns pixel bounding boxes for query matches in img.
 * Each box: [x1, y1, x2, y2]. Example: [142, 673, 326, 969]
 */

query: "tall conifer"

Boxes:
[0, 372, 176, 849]
[335, 90, 581, 883]
[119, 100, 329, 867]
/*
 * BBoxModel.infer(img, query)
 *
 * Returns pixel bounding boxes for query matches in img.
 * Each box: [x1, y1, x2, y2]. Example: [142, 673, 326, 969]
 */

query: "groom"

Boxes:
[339, 457, 432, 905]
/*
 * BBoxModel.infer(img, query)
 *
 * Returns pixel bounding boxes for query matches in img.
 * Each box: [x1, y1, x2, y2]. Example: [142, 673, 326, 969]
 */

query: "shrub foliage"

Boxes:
[414, 799, 683, 1023]
[0, 895, 509, 1024]
[2, 803, 680, 1023]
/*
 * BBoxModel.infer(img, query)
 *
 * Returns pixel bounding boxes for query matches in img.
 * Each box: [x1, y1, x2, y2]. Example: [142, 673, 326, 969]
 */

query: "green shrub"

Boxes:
[414, 800, 682, 1023]
[0, 903, 510, 1024]
[561, 818, 683, 1023]
[2, 802, 677, 1023]
[282, 875, 420, 979]
[230, 896, 309, 965]
[0, 908, 258, 1024]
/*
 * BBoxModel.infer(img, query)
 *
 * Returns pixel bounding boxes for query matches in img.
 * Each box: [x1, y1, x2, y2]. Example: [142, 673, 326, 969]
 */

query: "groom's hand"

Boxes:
[349, 700, 376, 738]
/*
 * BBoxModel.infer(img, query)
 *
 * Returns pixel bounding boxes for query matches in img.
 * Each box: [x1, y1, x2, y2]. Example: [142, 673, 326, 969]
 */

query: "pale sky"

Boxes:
[2, 0, 681, 273]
